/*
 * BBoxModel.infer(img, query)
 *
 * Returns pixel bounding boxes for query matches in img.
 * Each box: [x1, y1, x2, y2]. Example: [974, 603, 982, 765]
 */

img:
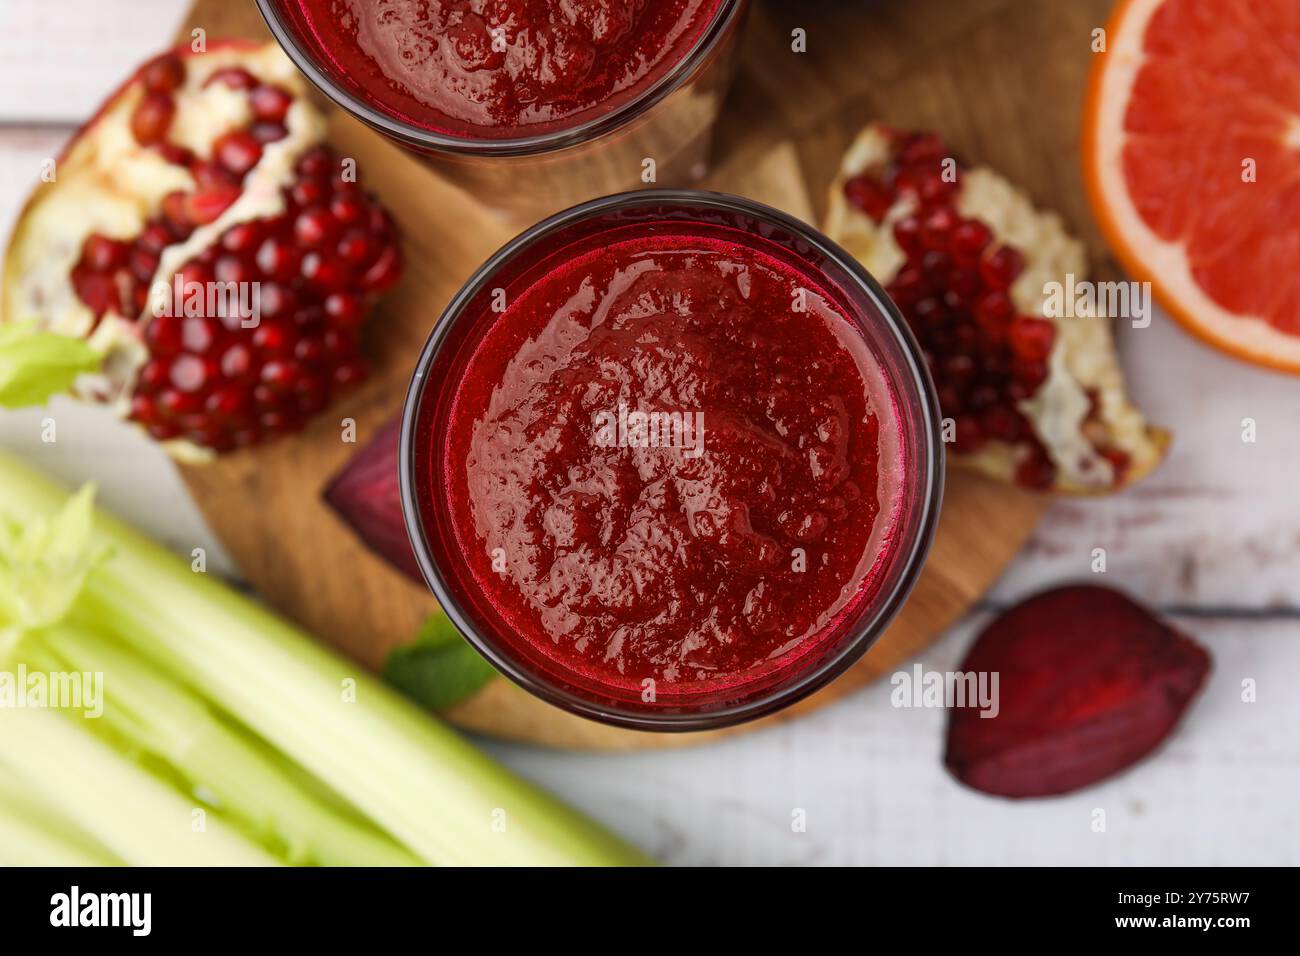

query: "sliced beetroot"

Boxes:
[944, 585, 1211, 799]
[323, 414, 423, 583]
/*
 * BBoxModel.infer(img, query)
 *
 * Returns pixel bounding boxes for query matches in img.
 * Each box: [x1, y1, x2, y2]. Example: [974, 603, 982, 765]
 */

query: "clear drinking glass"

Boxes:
[400, 190, 945, 731]
[256, 1, 751, 223]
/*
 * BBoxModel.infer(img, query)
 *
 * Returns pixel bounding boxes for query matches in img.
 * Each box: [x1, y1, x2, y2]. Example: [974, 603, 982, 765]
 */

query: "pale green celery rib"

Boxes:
[27, 624, 419, 867]
[0, 454, 651, 867]
[0, 763, 123, 866]
[0, 703, 279, 866]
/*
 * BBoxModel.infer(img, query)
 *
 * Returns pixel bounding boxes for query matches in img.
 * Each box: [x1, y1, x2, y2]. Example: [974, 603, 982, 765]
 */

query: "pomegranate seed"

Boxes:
[332, 359, 367, 389]
[158, 387, 201, 417]
[129, 248, 160, 284]
[214, 130, 263, 177]
[82, 234, 128, 272]
[142, 54, 185, 94]
[953, 416, 985, 453]
[330, 196, 365, 225]
[220, 222, 261, 254]
[322, 328, 356, 357]
[144, 315, 183, 356]
[951, 220, 992, 263]
[204, 386, 249, 421]
[147, 423, 181, 441]
[185, 182, 240, 225]
[336, 230, 375, 266]
[302, 251, 345, 287]
[888, 265, 928, 304]
[250, 122, 288, 143]
[917, 171, 955, 206]
[294, 338, 326, 363]
[250, 84, 293, 122]
[169, 354, 211, 392]
[256, 237, 299, 281]
[232, 428, 262, 447]
[175, 260, 213, 287]
[1012, 358, 1049, 389]
[980, 246, 1025, 290]
[1008, 317, 1057, 362]
[297, 146, 333, 177]
[947, 268, 981, 301]
[965, 384, 999, 412]
[220, 343, 255, 381]
[204, 67, 257, 89]
[1015, 452, 1057, 490]
[981, 405, 1024, 442]
[920, 249, 954, 279]
[843, 174, 893, 222]
[180, 317, 219, 353]
[161, 191, 192, 233]
[214, 254, 252, 284]
[258, 283, 295, 319]
[252, 323, 294, 355]
[129, 393, 160, 425]
[130, 93, 175, 145]
[294, 207, 336, 247]
[156, 143, 195, 167]
[920, 207, 957, 250]
[361, 245, 402, 292]
[324, 292, 364, 328]
[138, 222, 173, 254]
[943, 353, 976, 387]
[973, 290, 1014, 330]
[892, 217, 923, 257]
[291, 179, 326, 207]
[137, 357, 171, 390]
[899, 132, 946, 166]
[260, 359, 301, 392]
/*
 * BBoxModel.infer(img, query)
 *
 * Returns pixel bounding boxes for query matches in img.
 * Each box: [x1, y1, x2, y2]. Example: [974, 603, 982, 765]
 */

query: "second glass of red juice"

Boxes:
[257, 0, 750, 222]
[401, 190, 943, 730]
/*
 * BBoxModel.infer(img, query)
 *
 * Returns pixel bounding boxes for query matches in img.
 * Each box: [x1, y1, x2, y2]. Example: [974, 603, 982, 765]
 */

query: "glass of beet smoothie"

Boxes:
[401, 191, 944, 730]
[256, 1, 750, 222]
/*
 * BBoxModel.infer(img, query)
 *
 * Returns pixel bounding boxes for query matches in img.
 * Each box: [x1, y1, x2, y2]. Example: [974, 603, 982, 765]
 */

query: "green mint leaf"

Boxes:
[383, 612, 496, 711]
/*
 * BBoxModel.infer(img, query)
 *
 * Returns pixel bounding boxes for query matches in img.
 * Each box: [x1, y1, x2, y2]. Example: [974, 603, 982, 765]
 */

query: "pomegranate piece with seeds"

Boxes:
[825, 124, 1168, 493]
[944, 585, 1211, 798]
[2, 42, 404, 459]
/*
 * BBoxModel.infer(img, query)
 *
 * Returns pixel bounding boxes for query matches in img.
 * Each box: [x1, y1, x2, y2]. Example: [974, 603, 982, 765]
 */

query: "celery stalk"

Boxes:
[0, 764, 123, 866]
[0, 454, 651, 866]
[0, 705, 279, 866]
[26, 623, 420, 867]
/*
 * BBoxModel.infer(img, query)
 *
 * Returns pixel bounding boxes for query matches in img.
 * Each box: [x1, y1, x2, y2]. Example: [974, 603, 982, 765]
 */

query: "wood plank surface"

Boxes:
[1, 0, 1298, 862]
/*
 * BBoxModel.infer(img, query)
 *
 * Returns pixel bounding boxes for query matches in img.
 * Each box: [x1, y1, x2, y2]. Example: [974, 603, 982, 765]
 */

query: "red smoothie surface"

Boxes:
[280, 0, 726, 139]
[439, 230, 905, 692]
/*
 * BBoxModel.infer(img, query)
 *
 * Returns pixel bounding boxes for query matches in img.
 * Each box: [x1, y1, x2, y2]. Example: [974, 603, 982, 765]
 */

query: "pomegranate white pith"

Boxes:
[826, 124, 1167, 493]
[2, 42, 402, 459]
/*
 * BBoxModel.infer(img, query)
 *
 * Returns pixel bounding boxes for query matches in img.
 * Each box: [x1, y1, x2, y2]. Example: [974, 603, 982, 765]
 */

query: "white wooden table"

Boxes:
[2, 0, 1297, 866]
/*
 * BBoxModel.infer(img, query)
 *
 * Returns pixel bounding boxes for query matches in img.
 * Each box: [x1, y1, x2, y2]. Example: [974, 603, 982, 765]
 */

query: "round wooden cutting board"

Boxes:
[172, 0, 1090, 749]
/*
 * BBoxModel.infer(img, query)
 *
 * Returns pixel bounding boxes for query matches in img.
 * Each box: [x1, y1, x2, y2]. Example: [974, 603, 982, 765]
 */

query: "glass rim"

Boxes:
[254, 0, 747, 157]
[399, 188, 946, 731]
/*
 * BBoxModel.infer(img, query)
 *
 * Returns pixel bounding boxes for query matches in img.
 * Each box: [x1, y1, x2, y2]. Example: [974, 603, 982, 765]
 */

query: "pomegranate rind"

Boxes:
[944, 585, 1211, 799]
[0, 42, 328, 460]
[826, 124, 1170, 494]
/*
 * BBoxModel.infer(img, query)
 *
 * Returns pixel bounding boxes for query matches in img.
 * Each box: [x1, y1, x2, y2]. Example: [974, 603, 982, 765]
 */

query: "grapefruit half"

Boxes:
[1083, 0, 1300, 372]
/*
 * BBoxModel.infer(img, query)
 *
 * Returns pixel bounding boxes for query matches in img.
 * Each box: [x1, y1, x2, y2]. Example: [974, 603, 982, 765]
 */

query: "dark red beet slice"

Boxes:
[944, 585, 1211, 798]
[323, 414, 423, 583]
